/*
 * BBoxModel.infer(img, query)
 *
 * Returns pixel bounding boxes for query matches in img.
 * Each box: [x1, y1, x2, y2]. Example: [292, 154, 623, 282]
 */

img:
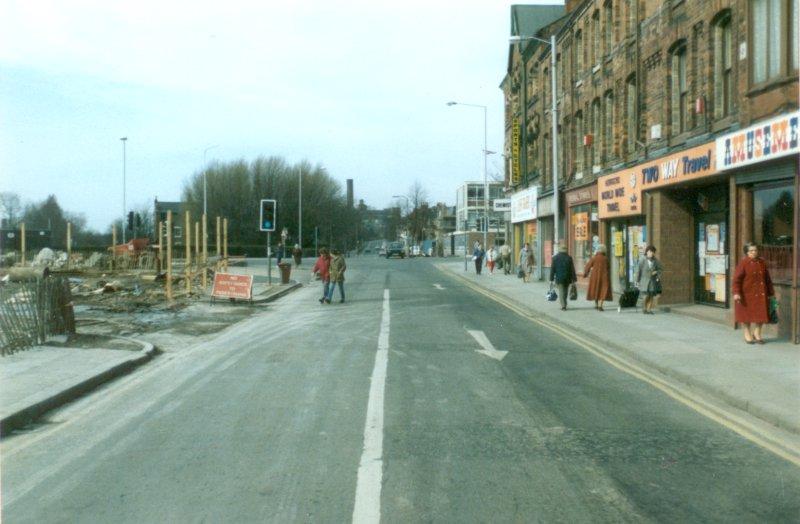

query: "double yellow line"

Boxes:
[438, 265, 800, 468]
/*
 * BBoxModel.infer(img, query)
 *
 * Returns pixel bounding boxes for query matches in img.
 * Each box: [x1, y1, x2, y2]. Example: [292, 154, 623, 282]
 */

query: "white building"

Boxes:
[449, 181, 508, 255]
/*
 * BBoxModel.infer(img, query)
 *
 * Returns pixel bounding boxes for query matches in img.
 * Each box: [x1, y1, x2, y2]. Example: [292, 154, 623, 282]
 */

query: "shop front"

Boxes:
[537, 193, 555, 280]
[510, 186, 538, 275]
[716, 112, 800, 340]
[565, 184, 599, 275]
[598, 142, 725, 304]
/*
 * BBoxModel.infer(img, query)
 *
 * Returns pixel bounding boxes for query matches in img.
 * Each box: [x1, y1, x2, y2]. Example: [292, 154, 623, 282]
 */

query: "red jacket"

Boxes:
[733, 257, 774, 324]
[312, 255, 331, 281]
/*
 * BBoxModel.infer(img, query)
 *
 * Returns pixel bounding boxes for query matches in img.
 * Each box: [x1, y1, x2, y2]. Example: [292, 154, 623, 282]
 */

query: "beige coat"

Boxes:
[329, 255, 346, 282]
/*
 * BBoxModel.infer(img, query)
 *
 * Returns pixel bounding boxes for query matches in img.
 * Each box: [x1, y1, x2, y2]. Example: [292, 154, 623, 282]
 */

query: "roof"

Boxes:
[507, 4, 567, 71]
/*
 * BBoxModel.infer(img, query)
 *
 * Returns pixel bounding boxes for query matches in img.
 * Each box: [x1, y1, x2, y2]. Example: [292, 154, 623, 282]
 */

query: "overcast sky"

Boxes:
[0, 1, 562, 231]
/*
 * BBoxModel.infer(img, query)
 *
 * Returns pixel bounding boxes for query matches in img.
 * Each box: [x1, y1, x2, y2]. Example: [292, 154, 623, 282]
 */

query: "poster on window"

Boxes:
[706, 224, 720, 253]
[573, 212, 589, 241]
[613, 231, 624, 257]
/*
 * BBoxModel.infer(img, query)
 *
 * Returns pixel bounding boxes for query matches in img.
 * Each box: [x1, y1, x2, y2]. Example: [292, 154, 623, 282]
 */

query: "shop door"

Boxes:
[694, 187, 729, 307]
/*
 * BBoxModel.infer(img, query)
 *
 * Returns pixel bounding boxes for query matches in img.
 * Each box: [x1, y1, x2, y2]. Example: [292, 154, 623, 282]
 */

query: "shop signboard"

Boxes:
[493, 198, 512, 211]
[716, 111, 800, 171]
[598, 142, 719, 219]
[511, 186, 538, 223]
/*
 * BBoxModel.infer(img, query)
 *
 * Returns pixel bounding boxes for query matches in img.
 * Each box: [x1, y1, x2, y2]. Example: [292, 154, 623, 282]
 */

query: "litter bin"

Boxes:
[277, 262, 292, 284]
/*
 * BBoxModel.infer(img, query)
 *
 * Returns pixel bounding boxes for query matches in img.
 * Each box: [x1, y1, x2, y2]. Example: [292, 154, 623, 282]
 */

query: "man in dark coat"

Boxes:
[473, 243, 485, 275]
[549, 243, 577, 311]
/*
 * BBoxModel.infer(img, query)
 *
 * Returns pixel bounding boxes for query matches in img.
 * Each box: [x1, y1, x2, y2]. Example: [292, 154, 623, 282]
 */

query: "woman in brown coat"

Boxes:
[584, 244, 613, 311]
[733, 242, 774, 344]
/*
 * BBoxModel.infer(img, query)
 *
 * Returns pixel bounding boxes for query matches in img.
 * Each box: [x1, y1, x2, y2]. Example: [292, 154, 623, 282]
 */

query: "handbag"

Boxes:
[647, 276, 662, 295]
[569, 283, 577, 301]
[546, 283, 558, 302]
[769, 297, 779, 324]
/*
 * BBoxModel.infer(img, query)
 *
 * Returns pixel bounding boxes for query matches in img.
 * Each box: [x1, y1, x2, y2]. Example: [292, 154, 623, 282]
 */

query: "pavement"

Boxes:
[0, 264, 303, 437]
[437, 259, 800, 437]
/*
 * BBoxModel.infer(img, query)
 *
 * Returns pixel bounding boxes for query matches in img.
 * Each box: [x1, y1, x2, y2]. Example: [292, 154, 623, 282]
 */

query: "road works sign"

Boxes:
[211, 273, 253, 301]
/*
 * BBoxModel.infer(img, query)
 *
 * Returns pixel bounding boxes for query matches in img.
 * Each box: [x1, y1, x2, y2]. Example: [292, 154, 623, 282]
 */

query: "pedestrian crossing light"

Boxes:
[259, 199, 276, 232]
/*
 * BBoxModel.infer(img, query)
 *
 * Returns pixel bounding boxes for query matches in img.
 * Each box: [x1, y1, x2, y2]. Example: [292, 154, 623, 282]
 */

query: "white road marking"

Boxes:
[467, 329, 508, 361]
[433, 283, 445, 290]
[352, 289, 390, 524]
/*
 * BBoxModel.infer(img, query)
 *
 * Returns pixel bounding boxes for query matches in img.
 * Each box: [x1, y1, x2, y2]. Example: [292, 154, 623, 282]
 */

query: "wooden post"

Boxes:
[216, 216, 222, 257]
[157, 221, 163, 273]
[223, 218, 229, 270]
[185, 210, 192, 294]
[111, 223, 117, 269]
[195, 221, 200, 267]
[20, 222, 26, 266]
[166, 211, 173, 301]
[66, 222, 72, 269]
[202, 213, 208, 288]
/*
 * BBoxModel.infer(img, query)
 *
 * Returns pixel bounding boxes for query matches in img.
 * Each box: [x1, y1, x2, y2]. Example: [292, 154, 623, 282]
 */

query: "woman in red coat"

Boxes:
[733, 242, 774, 344]
[584, 244, 613, 311]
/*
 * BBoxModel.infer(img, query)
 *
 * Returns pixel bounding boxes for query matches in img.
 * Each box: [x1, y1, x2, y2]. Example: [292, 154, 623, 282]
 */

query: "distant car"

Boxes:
[386, 242, 405, 258]
[378, 247, 387, 256]
[410, 245, 421, 257]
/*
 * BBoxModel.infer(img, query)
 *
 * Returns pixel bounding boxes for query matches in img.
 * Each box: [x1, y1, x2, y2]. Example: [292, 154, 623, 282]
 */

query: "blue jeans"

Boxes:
[326, 281, 345, 301]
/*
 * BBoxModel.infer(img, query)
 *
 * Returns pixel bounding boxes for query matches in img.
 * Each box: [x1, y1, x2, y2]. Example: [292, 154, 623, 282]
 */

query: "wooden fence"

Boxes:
[0, 277, 75, 355]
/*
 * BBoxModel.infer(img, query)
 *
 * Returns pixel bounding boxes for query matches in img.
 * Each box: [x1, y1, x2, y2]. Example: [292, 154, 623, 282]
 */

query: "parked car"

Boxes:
[386, 242, 405, 258]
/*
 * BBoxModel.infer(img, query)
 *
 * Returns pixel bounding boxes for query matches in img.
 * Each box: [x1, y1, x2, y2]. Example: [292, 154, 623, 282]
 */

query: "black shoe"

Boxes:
[324, 298, 331, 304]
[319, 297, 324, 304]
[339, 299, 345, 303]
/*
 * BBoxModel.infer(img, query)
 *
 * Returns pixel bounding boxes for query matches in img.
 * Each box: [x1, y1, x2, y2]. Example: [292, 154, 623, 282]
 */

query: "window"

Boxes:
[574, 111, 584, 174]
[670, 44, 688, 134]
[592, 11, 600, 65]
[575, 30, 583, 73]
[626, 75, 637, 153]
[751, 0, 798, 85]
[591, 98, 601, 167]
[542, 133, 550, 185]
[713, 12, 733, 118]
[604, 1, 613, 56]
[753, 182, 795, 283]
[626, 0, 635, 36]
[604, 91, 614, 161]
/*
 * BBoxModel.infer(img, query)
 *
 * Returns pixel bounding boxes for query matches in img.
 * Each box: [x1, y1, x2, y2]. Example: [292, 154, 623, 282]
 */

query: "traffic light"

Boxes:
[259, 199, 276, 232]
[127, 211, 134, 230]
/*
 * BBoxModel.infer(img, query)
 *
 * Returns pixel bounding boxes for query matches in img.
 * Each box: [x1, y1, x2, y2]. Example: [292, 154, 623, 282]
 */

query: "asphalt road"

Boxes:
[2, 256, 799, 523]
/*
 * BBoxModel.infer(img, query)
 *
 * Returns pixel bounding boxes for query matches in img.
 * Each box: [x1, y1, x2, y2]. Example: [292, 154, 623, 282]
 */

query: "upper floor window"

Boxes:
[604, 1, 613, 56]
[603, 91, 614, 161]
[626, 0, 635, 36]
[751, 0, 799, 85]
[575, 30, 583, 73]
[625, 75, 637, 153]
[713, 12, 733, 118]
[592, 10, 600, 65]
[591, 98, 601, 166]
[574, 111, 584, 173]
[670, 44, 688, 134]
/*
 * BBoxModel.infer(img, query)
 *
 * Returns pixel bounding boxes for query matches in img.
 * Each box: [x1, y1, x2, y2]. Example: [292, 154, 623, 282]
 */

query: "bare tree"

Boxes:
[0, 192, 22, 226]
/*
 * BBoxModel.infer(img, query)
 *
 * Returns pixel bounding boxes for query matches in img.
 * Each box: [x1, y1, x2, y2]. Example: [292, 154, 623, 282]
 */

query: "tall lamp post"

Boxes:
[120, 137, 127, 244]
[447, 101, 489, 250]
[509, 34, 559, 245]
[298, 166, 303, 249]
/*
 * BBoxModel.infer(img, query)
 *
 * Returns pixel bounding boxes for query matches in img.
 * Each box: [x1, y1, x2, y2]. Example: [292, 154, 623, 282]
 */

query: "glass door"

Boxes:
[694, 186, 729, 307]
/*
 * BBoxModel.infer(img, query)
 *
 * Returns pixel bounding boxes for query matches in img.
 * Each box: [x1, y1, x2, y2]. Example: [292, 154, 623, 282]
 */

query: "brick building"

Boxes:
[503, 1, 799, 339]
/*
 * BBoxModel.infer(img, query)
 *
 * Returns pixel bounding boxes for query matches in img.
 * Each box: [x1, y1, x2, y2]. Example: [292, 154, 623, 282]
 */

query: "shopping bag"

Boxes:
[769, 297, 779, 324]
[569, 283, 577, 301]
[546, 283, 558, 302]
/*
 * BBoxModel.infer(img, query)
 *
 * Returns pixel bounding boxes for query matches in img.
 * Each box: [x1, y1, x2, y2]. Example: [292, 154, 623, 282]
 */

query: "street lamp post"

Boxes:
[447, 101, 489, 250]
[120, 137, 127, 244]
[509, 34, 560, 246]
[298, 167, 303, 250]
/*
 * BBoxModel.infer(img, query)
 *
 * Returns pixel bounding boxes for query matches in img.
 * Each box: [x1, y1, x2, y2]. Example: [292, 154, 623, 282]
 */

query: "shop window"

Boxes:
[753, 182, 795, 283]
[751, 0, 798, 86]
[571, 204, 599, 274]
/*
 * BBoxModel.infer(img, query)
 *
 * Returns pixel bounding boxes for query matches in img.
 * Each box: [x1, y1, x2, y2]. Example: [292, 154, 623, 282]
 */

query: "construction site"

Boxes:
[0, 212, 293, 356]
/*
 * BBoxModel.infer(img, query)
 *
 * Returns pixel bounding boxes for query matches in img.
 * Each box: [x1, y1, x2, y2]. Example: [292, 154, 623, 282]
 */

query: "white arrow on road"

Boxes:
[467, 330, 508, 361]
[433, 284, 445, 290]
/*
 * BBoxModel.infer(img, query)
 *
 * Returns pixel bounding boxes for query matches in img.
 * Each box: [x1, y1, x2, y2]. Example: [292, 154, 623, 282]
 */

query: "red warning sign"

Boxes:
[211, 273, 253, 300]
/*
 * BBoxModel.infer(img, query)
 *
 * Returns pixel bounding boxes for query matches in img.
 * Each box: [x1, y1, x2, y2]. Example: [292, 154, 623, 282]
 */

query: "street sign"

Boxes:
[259, 199, 276, 232]
[493, 198, 511, 211]
[211, 273, 253, 301]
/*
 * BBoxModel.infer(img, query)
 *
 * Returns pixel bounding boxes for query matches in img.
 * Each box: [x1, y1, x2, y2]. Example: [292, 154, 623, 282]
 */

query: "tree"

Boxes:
[405, 181, 434, 245]
[0, 192, 22, 227]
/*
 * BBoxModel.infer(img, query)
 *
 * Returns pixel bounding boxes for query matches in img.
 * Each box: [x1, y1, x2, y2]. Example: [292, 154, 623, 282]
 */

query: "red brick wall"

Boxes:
[650, 190, 694, 304]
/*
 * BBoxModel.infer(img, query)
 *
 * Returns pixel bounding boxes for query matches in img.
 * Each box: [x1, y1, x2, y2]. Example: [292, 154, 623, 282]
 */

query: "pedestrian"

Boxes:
[326, 248, 347, 303]
[733, 242, 774, 344]
[486, 246, 497, 274]
[472, 243, 485, 275]
[584, 244, 613, 311]
[525, 249, 535, 283]
[500, 243, 512, 274]
[311, 247, 331, 304]
[292, 244, 302, 266]
[635, 245, 664, 315]
[276, 242, 285, 265]
[549, 243, 577, 311]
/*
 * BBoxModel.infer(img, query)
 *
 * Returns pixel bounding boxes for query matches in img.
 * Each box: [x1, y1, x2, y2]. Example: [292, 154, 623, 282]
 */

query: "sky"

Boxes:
[0, 0, 563, 231]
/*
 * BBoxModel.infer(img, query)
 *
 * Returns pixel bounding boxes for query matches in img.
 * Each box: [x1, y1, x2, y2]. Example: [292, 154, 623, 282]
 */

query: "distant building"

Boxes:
[451, 181, 508, 255]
